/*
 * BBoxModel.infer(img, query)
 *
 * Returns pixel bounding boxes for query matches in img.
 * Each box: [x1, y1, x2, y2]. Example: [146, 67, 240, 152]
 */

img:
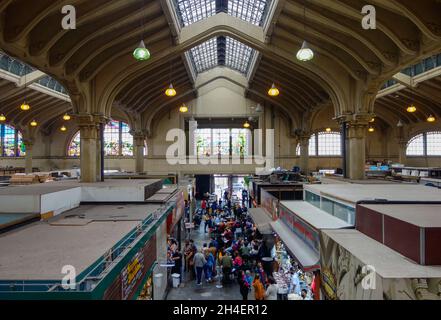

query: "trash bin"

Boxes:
[172, 273, 180, 288]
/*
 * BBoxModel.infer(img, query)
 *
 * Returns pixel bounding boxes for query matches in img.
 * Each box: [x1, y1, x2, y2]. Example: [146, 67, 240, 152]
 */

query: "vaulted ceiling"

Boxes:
[0, 0, 440, 134]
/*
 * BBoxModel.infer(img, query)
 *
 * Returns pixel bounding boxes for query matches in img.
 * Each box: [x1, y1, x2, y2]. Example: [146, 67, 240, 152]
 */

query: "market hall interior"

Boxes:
[1, 0, 441, 301]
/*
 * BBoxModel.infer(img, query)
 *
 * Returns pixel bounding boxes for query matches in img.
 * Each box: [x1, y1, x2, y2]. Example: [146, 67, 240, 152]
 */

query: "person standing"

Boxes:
[193, 248, 207, 285]
[265, 277, 278, 300]
[311, 270, 321, 300]
[201, 199, 207, 215]
[289, 269, 301, 295]
[221, 251, 233, 284]
[186, 240, 197, 280]
[171, 248, 183, 281]
[252, 274, 265, 301]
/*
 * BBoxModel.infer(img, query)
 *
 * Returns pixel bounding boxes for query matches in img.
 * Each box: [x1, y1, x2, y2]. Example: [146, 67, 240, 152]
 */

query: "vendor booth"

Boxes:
[269, 201, 352, 300]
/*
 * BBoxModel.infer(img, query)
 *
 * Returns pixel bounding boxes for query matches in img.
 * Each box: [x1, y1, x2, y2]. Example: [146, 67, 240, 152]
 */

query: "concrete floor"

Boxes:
[166, 224, 251, 301]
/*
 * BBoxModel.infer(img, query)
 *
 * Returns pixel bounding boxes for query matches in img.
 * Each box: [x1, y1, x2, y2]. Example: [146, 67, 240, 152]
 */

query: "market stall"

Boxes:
[269, 201, 352, 300]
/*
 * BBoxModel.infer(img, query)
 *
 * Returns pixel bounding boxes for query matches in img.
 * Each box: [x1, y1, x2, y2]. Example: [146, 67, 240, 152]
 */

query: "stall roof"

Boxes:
[271, 220, 319, 271]
[305, 184, 441, 205]
[249, 208, 273, 234]
[323, 229, 441, 278]
[360, 204, 441, 228]
[0, 204, 160, 281]
[0, 213, 40, 231]
[280, 201, 352, 230]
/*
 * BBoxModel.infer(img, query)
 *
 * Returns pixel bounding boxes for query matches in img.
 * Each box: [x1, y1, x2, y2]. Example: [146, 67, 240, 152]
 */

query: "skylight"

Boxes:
[228, 0, 271, 26]
[225, 37, 254, 74]
[174, 0, 217, 27]
[0, 52, 68, 95]
[188, 36, 255, 75]
[174, 0, 271, 27]
[189, 37, 218, 73]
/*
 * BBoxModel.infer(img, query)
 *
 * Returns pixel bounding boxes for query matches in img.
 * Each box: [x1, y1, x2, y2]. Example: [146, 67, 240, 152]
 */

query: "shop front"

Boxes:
[103, 235, 157, 300]
[270, 201, 351, 300]
[167, 190, 185, 246]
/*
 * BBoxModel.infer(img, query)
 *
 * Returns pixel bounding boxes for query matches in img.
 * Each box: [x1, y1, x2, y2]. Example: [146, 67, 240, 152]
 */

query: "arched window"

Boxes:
[407, 132, 441, 156]
[67, 121, 134, 157]
[296, 131, 341, 156]
[68, 131, 81, 157]
[0, 124, 25, 157]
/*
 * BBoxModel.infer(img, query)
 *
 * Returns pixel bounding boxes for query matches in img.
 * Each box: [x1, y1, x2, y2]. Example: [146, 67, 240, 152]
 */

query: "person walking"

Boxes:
[204, 250, 215, 282]
[204, 213, 210, 233]
[193, 248, 207, 285]
[238, 270, 250, 300]
[265, 277, 278, 300]
[252, 274, 265, 301]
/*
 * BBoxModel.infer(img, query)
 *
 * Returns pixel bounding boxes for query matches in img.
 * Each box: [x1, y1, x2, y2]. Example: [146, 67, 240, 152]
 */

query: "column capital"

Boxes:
[336, 112, 374, 126]
[74, 113, 108, 128]
[22, 138, 34, 147]
[293, 129, 311, 141]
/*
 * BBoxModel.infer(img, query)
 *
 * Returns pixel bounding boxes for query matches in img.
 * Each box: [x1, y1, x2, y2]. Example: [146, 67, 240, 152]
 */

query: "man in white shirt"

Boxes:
[290, 270, 301, 295]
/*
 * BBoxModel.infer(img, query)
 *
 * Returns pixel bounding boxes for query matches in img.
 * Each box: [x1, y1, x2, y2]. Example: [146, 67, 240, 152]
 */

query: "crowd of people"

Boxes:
[166, 192, 315, 300]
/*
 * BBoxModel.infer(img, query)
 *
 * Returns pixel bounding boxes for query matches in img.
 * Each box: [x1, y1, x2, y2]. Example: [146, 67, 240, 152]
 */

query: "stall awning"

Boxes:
[249, 208, 273, 234]
[271, 220, 320, 272]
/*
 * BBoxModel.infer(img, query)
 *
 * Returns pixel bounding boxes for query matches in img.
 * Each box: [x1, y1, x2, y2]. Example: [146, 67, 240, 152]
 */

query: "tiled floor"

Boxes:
[166, 223, 247, 301]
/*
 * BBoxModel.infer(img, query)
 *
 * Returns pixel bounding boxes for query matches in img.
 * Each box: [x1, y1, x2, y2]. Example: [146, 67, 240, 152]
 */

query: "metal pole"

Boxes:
[341, 121, 348, 178]
[100, 123, 105, 182]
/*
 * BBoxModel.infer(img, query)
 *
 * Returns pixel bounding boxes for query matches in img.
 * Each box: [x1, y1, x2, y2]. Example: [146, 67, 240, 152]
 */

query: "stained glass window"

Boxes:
[68, 131, 81, 157]
[68, 121, 134, 157]
[194, 128, 251, 157]
[17, 131, 25, 156]
[195, 128, 212, 157]
[232, 129, 251, 156]
[121, 122, 134, 156]
[3, 125, 16, 157]
[0, 124, 24, 157]
[104, 121, 120, 156]
[212, 129, 230, 156]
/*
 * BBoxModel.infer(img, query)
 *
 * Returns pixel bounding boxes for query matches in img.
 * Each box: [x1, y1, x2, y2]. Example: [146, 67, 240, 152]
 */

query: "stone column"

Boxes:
[347, 121, 368, 180]
[24, 139, 34, 174]
[298, 135, 310, 175]
[397, 140, 407, 165]
[133, 133, 146, 173]
[78, 118, 100, 183]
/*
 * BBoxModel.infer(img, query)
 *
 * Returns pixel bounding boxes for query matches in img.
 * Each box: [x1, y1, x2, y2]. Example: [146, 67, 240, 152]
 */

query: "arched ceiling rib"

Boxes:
[0, 0, 441, 134]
